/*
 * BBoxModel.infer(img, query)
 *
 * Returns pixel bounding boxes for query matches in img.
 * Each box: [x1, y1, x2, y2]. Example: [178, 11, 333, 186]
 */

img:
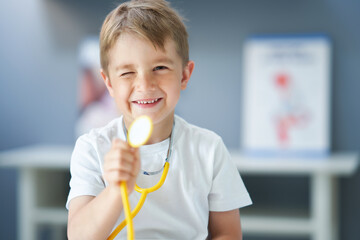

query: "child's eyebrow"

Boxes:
[115, 64, 134, 72]
[153, 57, 175, 65]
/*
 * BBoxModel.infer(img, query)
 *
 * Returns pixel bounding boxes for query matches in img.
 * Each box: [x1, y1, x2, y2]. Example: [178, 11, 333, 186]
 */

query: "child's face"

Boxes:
[102, 33, 194, 127]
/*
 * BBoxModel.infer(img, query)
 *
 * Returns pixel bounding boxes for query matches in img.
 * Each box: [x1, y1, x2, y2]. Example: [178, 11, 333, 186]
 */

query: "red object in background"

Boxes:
[275, 73, 290, 90]
[273, 73, 310, 147]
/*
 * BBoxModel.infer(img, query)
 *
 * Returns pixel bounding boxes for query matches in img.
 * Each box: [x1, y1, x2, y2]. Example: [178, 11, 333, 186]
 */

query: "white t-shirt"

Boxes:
[66, 115, 252, 239]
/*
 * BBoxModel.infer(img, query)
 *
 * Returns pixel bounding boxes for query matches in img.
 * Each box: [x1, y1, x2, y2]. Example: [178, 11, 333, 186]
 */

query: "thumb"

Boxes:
[133, 148, 141, 176]
[111, 138, 122, 148]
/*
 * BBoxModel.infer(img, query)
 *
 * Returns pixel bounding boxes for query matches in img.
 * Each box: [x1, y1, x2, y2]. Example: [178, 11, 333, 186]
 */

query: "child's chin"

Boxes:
[132, 106, 162, 117]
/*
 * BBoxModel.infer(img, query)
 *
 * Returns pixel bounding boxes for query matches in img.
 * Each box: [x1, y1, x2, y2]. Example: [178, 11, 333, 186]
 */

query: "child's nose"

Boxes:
[135, 73, 156, 91]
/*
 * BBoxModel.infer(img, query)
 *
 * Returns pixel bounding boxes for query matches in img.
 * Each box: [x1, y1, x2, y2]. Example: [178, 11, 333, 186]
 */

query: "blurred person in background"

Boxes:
[75, 37, 119, 137]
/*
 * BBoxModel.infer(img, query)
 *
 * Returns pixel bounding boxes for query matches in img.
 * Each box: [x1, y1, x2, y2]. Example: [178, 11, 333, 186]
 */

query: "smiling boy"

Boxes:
[66, 1, 252, 239]
[102, 33, 191, 144]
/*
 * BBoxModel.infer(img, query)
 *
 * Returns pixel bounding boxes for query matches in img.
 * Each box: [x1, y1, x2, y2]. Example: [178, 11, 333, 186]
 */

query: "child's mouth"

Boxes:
[132, 98, 162, 108]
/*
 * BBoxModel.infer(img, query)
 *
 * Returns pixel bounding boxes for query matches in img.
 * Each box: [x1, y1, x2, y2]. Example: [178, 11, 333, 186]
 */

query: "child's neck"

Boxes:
[146, 116, 174, 145]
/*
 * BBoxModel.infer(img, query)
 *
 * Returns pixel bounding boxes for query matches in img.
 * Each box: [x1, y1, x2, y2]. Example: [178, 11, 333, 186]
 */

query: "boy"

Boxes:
[66, 0, 252, 239]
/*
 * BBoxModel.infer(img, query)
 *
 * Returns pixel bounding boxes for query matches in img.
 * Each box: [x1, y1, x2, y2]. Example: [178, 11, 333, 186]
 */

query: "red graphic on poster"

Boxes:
[274, 73, 310, 148]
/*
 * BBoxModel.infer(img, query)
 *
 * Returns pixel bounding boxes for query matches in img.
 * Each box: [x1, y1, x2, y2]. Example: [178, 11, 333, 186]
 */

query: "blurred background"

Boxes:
[0, 0, 359, 239]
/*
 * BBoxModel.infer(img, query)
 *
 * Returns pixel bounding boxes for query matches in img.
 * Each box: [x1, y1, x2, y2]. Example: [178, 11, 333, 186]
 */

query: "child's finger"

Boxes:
[108, 148, 133, 163]
[111, 138, 130, 150]
[112, 159, 133, 172]
[106, 170, 131, 183]
[112, 138, 121, 147]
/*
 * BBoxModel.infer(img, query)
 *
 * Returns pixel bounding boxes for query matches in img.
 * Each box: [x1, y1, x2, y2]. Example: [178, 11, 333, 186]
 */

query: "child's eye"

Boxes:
[120, 72, 134, 77]
[153, 66, 167, 71]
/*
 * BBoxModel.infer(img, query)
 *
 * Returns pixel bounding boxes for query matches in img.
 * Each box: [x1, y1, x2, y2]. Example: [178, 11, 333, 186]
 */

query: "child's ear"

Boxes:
[101, 69, 114, 97]
[181, 60, 195, 90]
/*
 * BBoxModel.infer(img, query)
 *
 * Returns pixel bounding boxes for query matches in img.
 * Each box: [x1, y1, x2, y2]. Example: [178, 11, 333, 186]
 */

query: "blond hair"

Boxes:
[100, 0, 189, 75]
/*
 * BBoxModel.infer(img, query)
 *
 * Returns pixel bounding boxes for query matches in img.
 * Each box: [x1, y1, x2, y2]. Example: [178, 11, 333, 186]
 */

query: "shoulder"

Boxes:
[174, 115, 224, 149]
[81, 117, 122, 141]
[74, 117, 124, 155]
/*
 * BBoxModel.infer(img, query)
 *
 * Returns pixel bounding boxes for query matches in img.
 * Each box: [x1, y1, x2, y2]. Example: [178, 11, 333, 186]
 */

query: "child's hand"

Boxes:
[103, 138, 140, 193]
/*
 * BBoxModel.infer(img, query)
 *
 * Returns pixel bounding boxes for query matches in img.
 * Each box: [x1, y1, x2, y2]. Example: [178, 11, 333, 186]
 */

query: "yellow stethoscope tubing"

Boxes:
[107, 115, 172, 240]
[119, 181, 134, 240]
[107, 161, 169, 240]
[109, 116, 153, 240]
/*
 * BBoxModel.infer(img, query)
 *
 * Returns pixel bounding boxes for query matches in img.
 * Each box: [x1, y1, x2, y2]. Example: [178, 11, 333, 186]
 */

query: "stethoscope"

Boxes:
[107, 115, 174, 240]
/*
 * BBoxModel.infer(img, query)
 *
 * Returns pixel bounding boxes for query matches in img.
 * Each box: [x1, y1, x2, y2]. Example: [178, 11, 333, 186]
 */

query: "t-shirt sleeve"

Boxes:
[66, 135, 105, 209]
[208, 138, 252, 212]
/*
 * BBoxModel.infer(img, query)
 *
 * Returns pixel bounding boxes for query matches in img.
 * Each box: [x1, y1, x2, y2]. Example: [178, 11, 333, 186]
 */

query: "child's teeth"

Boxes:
[137, 99, 158, 104]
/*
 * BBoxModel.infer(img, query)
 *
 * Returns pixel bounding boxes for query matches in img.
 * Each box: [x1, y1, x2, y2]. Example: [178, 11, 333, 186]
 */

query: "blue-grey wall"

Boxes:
[1, 0, 359, 239]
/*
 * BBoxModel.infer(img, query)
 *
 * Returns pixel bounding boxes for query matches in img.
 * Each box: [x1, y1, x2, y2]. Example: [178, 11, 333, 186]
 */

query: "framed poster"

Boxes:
[241, 34, 331, 157]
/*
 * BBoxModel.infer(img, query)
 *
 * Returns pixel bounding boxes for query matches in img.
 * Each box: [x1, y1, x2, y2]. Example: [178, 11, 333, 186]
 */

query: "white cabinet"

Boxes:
[0, 145, 72, 240]
[0, 145, 358, 240]
[232, 151, 359, 240]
